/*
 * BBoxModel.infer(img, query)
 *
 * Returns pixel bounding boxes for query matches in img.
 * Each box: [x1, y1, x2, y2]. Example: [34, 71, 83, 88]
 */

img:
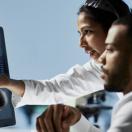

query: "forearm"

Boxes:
[7, 79, 25, 97]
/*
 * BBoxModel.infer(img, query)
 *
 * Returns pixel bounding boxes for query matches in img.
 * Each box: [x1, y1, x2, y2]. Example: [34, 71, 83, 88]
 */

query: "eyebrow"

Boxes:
[105, 43, 114, 46]
[105, 43, 118, 49]
[105, 43, 110, 45]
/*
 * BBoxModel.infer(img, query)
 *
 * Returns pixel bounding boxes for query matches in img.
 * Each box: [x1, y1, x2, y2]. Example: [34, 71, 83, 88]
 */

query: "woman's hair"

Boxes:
[78, 0, 130, 32]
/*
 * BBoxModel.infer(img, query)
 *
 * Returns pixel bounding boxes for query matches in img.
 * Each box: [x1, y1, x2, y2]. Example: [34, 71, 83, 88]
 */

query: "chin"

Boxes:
[93, 57, 100, 62]
[91, 53, 100, 61]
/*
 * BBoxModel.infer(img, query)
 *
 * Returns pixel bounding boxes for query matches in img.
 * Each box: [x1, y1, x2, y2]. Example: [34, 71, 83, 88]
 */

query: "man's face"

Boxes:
[99, 24, 132, 93]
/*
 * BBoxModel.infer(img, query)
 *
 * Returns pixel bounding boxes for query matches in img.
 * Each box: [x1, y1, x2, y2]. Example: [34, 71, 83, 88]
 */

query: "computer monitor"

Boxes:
[0, 27, 16, 127]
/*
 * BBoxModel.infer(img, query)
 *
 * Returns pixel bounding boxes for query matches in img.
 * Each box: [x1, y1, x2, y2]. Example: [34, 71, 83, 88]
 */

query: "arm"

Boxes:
[36, 104, 101, 132]
[1, 60, 104, 106]
[20, 60, 103, 106]
[0, 74, 25, 96]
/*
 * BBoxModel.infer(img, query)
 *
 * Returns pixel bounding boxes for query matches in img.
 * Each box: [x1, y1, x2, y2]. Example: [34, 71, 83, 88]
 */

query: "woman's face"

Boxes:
[77, 12, 107, 61]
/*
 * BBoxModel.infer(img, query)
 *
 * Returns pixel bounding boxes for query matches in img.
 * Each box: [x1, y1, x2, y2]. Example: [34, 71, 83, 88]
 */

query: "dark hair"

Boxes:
[78, 0, 130, 33]
[113, 14, 132, 45]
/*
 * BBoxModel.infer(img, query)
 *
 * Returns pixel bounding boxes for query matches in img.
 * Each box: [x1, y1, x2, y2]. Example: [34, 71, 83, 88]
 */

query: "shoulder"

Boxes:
[113, 92, 132, 115]
[110, 93, 132, 131]
[115, 92, 132, 111]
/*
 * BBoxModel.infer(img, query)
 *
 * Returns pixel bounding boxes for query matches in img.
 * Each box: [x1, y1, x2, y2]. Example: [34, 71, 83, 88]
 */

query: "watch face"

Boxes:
[0, 27, 16, 127]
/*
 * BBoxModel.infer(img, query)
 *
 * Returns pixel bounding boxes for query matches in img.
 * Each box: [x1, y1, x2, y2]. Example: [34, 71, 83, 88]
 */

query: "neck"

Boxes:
[123, 80, 132, 95]
[123, 58, 132, 95]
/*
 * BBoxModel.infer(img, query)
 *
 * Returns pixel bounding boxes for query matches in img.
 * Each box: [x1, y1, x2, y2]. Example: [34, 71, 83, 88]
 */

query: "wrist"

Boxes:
[7, 79, 16, 90]
[8, 79, 25, 96]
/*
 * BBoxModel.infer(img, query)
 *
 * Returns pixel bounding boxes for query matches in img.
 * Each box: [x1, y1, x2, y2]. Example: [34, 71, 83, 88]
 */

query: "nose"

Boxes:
[98, 50, 106, 64]
[80, 34, 86, 48]
[80, 35, 91, 50]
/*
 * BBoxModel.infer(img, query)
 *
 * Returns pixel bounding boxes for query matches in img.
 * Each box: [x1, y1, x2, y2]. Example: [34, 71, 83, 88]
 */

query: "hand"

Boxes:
[36, 104, 81, 132]
[0, 74, 10, 88]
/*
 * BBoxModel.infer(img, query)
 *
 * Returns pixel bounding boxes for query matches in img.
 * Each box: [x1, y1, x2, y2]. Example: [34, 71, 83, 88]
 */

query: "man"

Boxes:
[36, 14, 132, 132]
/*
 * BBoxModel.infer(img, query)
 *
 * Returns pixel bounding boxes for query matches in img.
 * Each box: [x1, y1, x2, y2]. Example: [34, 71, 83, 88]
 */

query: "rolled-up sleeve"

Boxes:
[15, 60, 104, 107]
[71, 114, 101, 132]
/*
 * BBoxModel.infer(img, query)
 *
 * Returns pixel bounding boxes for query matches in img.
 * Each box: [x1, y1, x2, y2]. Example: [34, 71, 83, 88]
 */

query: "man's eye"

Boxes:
[106, 48, 114, 53]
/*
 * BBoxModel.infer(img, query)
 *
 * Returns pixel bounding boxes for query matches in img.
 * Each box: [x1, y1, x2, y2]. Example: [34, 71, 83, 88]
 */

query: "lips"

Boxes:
[85, 49, 100, 60]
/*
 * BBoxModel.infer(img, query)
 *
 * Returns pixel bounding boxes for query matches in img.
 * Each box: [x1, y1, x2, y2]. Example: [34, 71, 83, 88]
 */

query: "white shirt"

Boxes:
[14, 59, 104, 107]
[72, 92, 132, 132]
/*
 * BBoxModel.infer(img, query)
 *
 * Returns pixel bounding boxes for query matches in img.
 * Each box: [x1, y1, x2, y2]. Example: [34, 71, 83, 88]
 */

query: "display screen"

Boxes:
[0, 27, 16, 127]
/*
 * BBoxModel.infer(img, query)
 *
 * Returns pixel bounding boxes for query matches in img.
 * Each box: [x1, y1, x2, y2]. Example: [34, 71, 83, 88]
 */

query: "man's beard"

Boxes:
[104, 59, 130, 92]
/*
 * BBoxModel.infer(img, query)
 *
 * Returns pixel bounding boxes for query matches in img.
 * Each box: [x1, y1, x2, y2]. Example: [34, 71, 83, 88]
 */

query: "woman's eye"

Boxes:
[83, 30, 93, 35]
[78, 29, 93, 37]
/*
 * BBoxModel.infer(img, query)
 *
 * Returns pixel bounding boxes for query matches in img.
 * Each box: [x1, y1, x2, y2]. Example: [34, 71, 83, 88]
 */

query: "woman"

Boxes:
[0, 0, 130, 107]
